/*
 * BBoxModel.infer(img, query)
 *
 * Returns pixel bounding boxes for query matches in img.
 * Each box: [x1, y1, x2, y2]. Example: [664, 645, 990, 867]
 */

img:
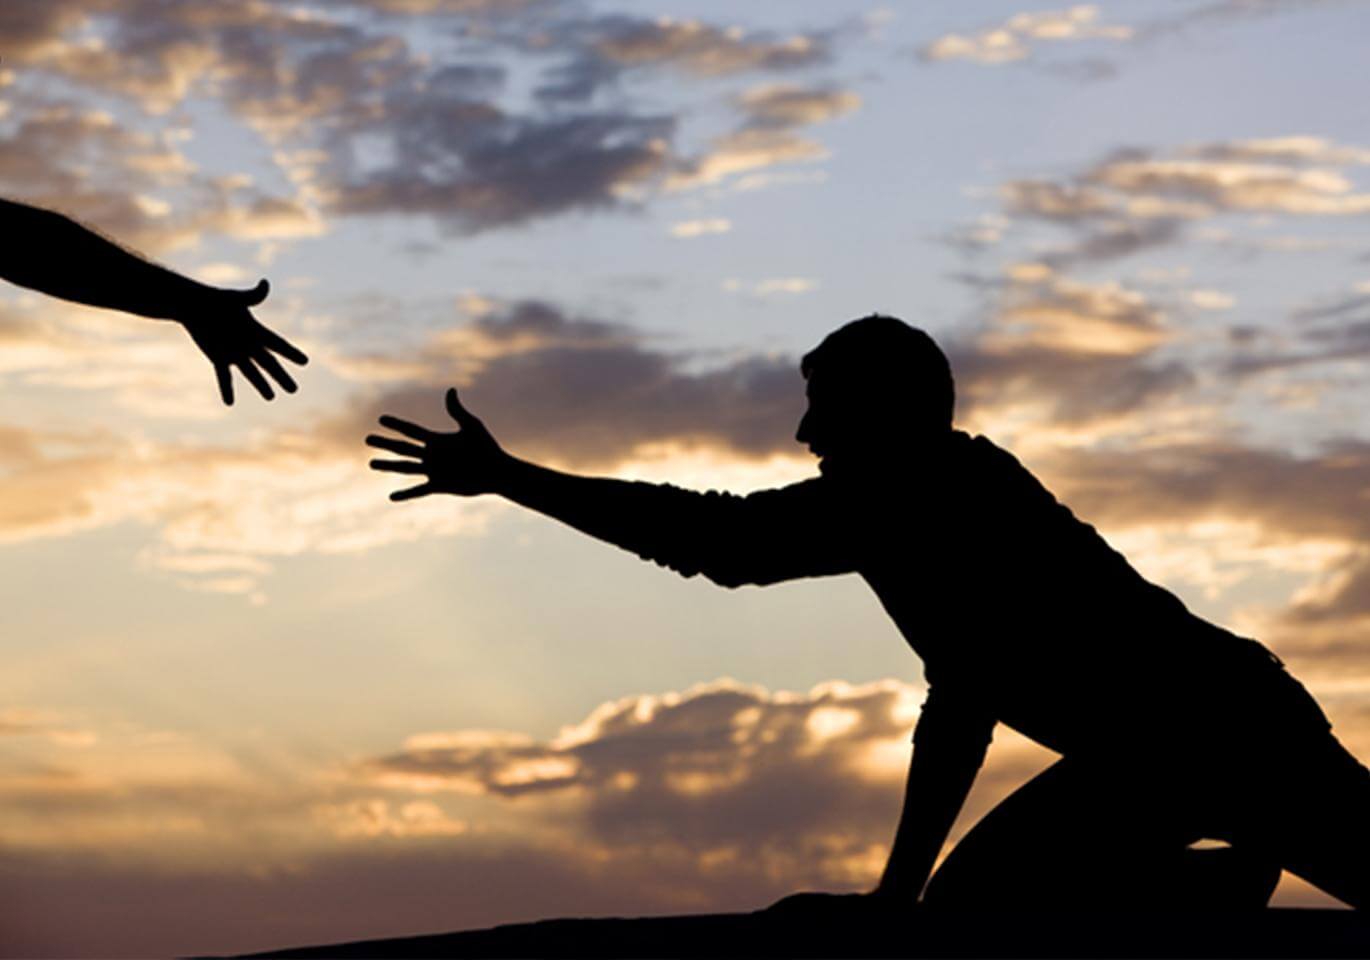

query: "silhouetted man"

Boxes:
[367, 315, 1370, 911]
[0, 196, 306, 404]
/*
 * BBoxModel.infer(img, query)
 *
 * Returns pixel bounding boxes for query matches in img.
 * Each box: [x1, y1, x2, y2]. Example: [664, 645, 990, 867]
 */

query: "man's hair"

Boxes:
[800, 314, 955, 428]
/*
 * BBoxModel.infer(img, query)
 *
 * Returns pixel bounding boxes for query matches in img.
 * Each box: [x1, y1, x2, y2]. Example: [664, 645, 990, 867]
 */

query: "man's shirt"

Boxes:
[598, 430, 1267, 759]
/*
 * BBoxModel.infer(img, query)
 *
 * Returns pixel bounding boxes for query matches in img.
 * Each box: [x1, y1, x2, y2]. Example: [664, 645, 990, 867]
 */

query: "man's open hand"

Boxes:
[178, 279, 308, 405]
[366, 388, 509, 501]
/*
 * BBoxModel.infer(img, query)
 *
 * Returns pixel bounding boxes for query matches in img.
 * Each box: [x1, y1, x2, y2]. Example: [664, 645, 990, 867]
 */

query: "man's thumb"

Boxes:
[236, 278, 270, 306]
[446, 387, 476, 426]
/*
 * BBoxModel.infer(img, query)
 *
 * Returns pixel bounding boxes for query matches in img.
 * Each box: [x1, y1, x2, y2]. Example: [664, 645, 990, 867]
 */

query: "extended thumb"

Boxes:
[446, 387, 473, 424]
[237, 278, 270, 306]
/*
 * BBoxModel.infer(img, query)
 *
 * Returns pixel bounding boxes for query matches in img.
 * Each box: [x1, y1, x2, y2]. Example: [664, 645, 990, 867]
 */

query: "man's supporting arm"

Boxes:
[874, 686, 994, 903]
[0, 197, 307, 403]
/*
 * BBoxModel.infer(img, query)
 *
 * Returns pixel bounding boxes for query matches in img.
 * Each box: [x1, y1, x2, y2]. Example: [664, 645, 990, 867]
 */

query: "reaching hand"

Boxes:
[366, 388, 510, 501]
[177, 279, 308, 405]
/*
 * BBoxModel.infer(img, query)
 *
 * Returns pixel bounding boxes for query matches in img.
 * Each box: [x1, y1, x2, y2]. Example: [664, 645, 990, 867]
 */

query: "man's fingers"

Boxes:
[365, 435, 425, 458]
[378, 415, 435, 441]
[259, 324, 309, 366]
[237, 358, 275, 401]
[254, 349, 298, 394]
[369, 458, 426, 475]
[390, 482, 434, 502]
[215, 362, 234, 406]
[445, 387, 478, 428]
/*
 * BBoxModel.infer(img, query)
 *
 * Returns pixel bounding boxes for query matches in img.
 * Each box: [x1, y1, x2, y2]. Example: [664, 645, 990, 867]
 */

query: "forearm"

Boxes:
[497, 455, 658, 548]
[878, 749, 982, 899]
[0, 198, 210, 319]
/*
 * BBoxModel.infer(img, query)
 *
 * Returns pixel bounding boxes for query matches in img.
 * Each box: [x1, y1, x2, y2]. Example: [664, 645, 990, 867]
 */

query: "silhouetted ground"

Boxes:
[220, 907, 1370, 959]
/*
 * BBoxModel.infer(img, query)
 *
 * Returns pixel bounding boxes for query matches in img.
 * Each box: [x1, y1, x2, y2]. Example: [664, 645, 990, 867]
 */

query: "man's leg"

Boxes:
[1246, 732, 1370, 909]
[921, 757, 1277, 910]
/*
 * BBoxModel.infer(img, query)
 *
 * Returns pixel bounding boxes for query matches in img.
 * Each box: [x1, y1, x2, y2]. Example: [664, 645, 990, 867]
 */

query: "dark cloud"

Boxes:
[3, 2, 850, 233]
[941, 267, 1196, 426]
[955, 345, 1193, 426]
[0, 1, 87, 63]
[0, 105, 183, 251]
[1222, 291, 1370, 378]
[1293, 291, 1370, 324]
[1043, 218, 1186, 269]
[734, 85, 860, 131]
[993, 138, 1370, 269]
[342, 280, 1202, 469]
[587, 15, 827, 76]
[1285, 552, 1370, 625]
[341, 298, 803, 466]
[332, 104, 674, 231]
[1047, 440, 1370, 542]
[1037, 439, 1370, 667]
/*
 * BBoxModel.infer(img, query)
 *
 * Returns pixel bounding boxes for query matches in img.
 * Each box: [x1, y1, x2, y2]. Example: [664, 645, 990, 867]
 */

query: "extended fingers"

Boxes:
[215, 362, 234, 406]
[257, 324, 309, 367]
[365, 435, 425, 458]
[254, 348, 298, 394]
[378, 415, 435, 441]
[390, 482, 434, 502]
[369, 459, 426, 474]
[236, 357, 275, 401]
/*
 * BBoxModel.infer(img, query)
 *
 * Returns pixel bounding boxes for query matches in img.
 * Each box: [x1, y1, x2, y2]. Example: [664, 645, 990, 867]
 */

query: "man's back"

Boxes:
[623, 429, 1266, 757]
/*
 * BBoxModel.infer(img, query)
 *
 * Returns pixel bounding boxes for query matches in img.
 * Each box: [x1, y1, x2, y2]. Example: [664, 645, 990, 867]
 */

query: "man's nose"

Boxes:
[795, 411, 811, 443]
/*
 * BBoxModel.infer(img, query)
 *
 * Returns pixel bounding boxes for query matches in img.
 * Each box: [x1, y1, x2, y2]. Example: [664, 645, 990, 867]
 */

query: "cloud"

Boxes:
[0, 101, 325, 256]
[3, 3, 851, 235]
[0, 418, 496, 596]
[947, 266, 1194, 433]
[337, 298, 806, 468]
[722, 277, 819, 298]
[735, 85, 861, 130]
[1007, 139, 1370, 224]
[1189, 135, 1370, 167]
[0, 707, 96, 747]
[1024, 439, 1370, 669]
[669, 218, 731, 238]
[988, 136, 1370, 272]
[332, 105, 674, 231]
[1088, 158, 1370, 215]
[667, 129, 826, 191]
[667, 83, 858, 192]
[0, 676, 1055, 957]
[922, 5, 1133, 65]
[358, 677, 1049, 883]
[588, 17, 827, 76]
[0, 2, 88, 64]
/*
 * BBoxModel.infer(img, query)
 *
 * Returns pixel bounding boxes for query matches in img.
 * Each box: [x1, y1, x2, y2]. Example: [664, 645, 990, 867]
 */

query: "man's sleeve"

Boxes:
[603, 478, 857, 588]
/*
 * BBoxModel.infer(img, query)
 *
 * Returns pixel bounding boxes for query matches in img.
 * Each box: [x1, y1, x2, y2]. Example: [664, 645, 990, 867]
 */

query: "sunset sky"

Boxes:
[3, 0, 1370, 954]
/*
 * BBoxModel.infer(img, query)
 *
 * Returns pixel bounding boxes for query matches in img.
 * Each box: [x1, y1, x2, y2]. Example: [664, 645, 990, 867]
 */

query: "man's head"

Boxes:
[796, 314, 954, 462]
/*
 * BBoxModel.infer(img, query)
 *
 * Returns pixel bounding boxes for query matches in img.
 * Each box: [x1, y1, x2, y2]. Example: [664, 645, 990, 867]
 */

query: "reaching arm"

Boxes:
[366, 387, 855, 586]
[873, 684, 995, 904]
[0, 196, 307, 404]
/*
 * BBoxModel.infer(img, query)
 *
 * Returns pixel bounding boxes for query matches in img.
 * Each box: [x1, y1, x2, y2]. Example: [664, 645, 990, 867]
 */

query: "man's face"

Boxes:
[795, 367, 858, 461]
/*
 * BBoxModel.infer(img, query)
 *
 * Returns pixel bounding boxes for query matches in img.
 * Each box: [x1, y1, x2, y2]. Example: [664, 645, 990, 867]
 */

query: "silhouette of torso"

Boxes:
[613, 430, 1298, 759]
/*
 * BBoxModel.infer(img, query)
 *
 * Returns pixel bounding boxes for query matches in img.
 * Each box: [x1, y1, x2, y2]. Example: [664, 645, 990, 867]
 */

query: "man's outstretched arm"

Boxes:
[366, 387, 854, 586]
[0, 196, 307, 404]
